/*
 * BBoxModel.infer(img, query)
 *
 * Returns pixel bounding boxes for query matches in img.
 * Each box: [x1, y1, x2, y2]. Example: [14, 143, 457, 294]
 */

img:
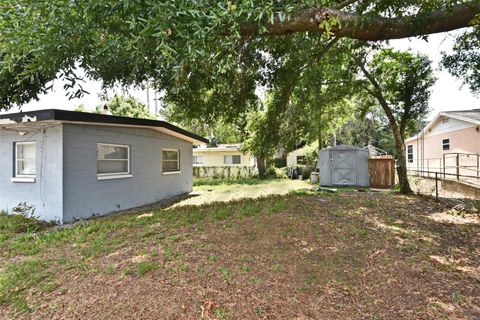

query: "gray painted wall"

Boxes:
[318, 145, 370, 187]
[0, 125, 63, 222]
[62, 124, 193, 222]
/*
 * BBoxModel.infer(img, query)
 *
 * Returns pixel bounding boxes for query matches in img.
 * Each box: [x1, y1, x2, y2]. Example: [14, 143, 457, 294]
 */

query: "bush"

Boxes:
[0, 211, 46, 235]
[265, 166, 288, 179]
[268, 158, 287, 168]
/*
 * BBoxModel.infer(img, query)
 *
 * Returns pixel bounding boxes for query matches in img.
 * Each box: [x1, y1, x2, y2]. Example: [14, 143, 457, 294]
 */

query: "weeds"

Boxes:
[136, 261, 160, 276]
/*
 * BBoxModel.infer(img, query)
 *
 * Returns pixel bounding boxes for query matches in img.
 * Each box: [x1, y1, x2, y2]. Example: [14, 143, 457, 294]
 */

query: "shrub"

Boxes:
[0, 211, 45, 235]
[268, 158, 287, 168]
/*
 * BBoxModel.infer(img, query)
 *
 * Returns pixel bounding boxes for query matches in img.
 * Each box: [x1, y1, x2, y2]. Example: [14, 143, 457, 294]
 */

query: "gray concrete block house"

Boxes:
[0, 109, 207, 223]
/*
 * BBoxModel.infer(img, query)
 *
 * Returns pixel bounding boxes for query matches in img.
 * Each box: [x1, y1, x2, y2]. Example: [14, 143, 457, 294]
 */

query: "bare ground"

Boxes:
[1, 191, 479, 320]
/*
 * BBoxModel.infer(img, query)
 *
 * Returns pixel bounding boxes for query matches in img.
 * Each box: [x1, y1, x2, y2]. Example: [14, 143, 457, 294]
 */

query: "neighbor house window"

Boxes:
[296, 155, 305, 165]
[193, 155, 204, 165]
[224, 155, 241, 165]
[407, 145, 413, 163]
[15, 142, 36, 178]
[442, 139, 450, 150]
[163, 149, 180, 173]
[97, 143, 131, 179]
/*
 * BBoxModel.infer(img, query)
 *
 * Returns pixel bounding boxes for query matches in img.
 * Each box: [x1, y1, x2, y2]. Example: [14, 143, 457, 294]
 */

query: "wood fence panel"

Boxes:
[369, 158, 395, 188]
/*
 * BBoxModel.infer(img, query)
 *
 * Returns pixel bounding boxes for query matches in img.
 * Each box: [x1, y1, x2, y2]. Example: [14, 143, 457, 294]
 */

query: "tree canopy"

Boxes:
[0, 1, 478, 110]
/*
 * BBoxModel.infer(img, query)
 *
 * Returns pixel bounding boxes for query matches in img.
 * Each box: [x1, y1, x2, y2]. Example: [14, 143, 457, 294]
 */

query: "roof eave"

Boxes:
[0, 109, 208, 144]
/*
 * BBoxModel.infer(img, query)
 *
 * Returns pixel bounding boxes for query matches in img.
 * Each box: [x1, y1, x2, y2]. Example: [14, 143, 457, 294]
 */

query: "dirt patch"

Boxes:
[1, 192, 479, 319]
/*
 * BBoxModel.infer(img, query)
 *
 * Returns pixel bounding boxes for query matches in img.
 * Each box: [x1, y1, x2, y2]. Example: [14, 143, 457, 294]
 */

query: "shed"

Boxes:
[317, 145, 370, 187]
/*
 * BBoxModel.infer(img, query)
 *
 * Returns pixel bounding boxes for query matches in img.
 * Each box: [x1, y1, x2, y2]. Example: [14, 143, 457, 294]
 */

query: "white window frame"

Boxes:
[96, 143, 132, 180]
[442, 138, 450, 151]
[193, 155, 204, 165]
[224, 155, 241, 165]
[162, 149, 180, 174]
[407, 145, 413, 163]
[12, 141, 36, 183]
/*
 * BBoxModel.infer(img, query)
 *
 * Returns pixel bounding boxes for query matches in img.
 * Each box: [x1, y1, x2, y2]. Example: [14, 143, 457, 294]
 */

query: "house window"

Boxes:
[296, 155, 305, 165]
[442, 139, 450, 150]
[442, 118, 449, 124]
[162, 149, 180, 173]
[97, 143, 131, 179]
[193, 156, 204, 165]
[15, 142, 36, 178]
[224, 155, 241, 165]
[407, 145, 413, 163]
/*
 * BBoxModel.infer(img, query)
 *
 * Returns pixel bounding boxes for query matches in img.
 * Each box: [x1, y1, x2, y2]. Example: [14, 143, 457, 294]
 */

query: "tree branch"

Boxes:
[240, 1, 480, 40]
[356, 61, 400, 136]
[333, 0, 362, 10]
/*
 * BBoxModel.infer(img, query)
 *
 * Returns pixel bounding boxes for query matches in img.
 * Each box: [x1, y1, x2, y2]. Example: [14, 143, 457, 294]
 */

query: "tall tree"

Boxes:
[357, 49, 436, 194]
[161, 104, 245, 146]
[98, 95, 155, 119]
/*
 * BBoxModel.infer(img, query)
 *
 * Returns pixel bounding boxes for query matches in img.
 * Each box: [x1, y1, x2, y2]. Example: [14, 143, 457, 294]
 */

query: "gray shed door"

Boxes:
[331, 151, 356, 185]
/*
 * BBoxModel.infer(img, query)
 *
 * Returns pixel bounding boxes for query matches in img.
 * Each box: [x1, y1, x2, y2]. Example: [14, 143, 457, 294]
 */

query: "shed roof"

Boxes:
[0, 109, 208, 144]
[320, 144, 369, 152]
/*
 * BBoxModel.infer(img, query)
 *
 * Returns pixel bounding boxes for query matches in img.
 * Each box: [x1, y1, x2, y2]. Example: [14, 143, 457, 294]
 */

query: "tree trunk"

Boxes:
[257, 157, 267, 179]
[358, 62, 413, 194]
[392, 129, 412, 194]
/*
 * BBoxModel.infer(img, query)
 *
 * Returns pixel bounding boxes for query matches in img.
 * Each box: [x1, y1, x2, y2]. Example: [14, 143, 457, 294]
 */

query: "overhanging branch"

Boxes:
[240, 1, 480, 40]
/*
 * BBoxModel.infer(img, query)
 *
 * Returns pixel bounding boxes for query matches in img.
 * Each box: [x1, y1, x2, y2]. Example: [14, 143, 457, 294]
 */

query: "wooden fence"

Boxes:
[369, 157, 395, 188]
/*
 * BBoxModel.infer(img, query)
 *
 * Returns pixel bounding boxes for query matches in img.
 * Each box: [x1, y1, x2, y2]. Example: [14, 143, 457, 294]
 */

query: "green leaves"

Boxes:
[0, 0, 477, 112]
[364, 48, 436, 137]
[441, 28, 480, 93]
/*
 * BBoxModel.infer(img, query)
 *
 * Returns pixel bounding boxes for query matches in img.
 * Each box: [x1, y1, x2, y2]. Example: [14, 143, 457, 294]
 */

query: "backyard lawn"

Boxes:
[1, 180, 479, 319]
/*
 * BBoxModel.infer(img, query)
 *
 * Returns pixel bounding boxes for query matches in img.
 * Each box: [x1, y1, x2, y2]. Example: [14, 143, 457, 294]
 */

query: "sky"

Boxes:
[3, 31, 479, 120]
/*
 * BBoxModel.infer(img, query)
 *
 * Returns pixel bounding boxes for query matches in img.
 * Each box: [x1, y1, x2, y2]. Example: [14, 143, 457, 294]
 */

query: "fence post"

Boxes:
[456, 153, 460, 181]
[435, 172, 438, 200]
[477, 154, 479, 178]
[427, 159, 429, 178]
[443, 154, 446, 179]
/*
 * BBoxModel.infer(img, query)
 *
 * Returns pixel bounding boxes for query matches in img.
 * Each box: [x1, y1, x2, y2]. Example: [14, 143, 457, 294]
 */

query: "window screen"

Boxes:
[442, 139, 450, 151]
[193, 156, 203, 165]
[407, 145, 413, 163]
[97, 144, 130, 175]
[224, 155, 241, 165]
[163, 150, 180, 172]
[15, 142, 36, 176]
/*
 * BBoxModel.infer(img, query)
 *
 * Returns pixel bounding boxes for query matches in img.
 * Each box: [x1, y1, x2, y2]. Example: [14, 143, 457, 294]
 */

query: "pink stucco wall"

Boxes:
[406, 126, 480, 176]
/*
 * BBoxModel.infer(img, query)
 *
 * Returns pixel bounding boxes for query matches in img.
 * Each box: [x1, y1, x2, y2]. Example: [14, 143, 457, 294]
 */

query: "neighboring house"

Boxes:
[404, 109, 480, 175]
[0, 109, 207, 223]
[192, 144, 256, 167]
[286, 143, 319, 167]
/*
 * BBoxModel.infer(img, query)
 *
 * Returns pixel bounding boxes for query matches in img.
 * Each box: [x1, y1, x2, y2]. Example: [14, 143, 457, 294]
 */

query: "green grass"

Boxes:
[0, 189, 449, 316]
[135, 261, 160, 276]
[0, 259, 52, 312]
[1, 187, 477, 318]
[3, 196, 293, 313]
[214, 307, 229, 319]
[0, 211, 50, 238]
